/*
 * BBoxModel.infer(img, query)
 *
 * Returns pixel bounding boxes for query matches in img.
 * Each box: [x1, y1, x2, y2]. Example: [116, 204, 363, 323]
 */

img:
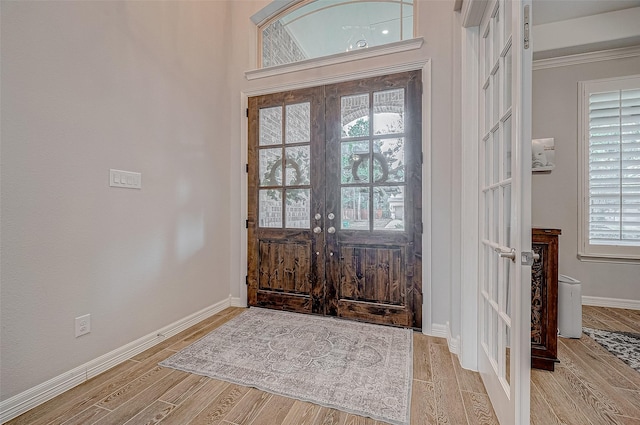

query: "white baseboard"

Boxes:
[446, 323, 460, 356]
[582, 296, 640, 311]
[230, 296, 246, 307]
[429, 323, 448, 338]
[427, 323, 460, 355]
[0, 298, 232, 424]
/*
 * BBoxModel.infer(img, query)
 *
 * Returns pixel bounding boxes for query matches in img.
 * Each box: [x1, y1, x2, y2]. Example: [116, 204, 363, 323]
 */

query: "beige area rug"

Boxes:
[159, 307, 413, 425]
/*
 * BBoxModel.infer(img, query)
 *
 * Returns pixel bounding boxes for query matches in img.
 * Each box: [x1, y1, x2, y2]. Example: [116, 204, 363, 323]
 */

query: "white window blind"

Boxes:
[579, 75, 640, 261]
[588, 88, 640, 245]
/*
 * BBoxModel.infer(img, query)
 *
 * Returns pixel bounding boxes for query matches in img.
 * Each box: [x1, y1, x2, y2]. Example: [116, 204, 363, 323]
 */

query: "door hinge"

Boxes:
[524, 5, 530, 49]
[245, 219, 249, 229]
[245, 275, 249, 285]
[245, 163, 249, 173]
[421, 152, 424, 165]
[246, 108, 249, 118]
[521, 251, 534, 266]
[419, 222, 424, 234]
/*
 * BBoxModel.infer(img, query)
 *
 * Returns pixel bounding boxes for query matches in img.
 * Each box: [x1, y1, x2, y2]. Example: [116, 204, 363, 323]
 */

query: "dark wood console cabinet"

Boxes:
[531, 228, 561, 371]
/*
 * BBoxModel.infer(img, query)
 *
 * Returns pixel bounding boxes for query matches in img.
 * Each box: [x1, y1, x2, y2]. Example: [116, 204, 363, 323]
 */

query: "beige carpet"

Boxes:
[160, 307, 413, 425]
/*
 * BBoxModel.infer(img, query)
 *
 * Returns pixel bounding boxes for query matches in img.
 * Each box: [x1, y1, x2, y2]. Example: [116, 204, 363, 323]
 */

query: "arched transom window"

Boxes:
[259, 0, 415, 68]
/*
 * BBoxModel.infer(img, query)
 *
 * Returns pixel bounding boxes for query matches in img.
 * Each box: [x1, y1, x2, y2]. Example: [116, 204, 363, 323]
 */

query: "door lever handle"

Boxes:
[495, 247, 516, 262]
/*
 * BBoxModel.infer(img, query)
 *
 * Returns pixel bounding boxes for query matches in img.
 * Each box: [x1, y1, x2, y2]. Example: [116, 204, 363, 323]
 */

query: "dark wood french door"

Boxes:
[247, 71, 422, 329]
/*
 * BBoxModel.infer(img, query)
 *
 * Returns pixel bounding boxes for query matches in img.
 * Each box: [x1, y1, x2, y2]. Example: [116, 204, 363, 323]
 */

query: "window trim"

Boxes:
[245, 37, 424, 81]
[578, 74, 640, 263]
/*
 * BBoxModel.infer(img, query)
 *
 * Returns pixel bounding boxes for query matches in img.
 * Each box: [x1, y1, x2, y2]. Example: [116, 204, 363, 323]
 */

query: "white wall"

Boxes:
[1, 1, 233, 400]
[1, 0, 463, 403]
[532, 54, 640, 302]
[226, 0, 460, 330]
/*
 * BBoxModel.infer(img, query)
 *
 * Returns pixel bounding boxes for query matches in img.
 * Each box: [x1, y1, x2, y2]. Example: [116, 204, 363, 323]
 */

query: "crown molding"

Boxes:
[533, 45, 640, 71]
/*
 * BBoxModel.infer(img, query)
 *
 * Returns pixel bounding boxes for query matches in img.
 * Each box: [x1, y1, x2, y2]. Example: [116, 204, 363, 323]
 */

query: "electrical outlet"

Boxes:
[75, 314, 91, 337]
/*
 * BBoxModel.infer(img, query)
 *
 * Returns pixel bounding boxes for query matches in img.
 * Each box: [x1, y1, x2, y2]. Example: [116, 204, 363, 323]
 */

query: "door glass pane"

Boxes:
[374, 89, 404, 135]
[342, 141, 370, 183]
[374, 138, 405, 182]
[259, 106, 283, 146]
[493, 5, 500, 63]
[502, 250, 513, 315]
[285, 189, 310, 229]
[482, 245, 494, 297]
[484, 190, 490, 239]
[259, 189, 282, 228]
[286, 103, 310, 144]
[260, 148, 283, 186]
[493, 71, 500, 123]
[491, 308, 498, 362]
[373, 186, 404, 231]
[483, 32, 491, 80]
[488, 189, 494, 242]
[493, 131, 500, 184]
[493, 187, 499, 241]
[341, 187, 370, 230]
[500, 252, 510, 312]
[484, 245, 491, 292]
[342, 94, 370, 138]
[484, 86, 491, 133]
[484, 136, 491, 186]
[483, 299, 490, 346]
[504, 0, 512, 38]
[504, 116, 512, 179]
[285, 146, 310, 185]
[504, 322, 511, 386]
[503, 185, 511, 247]
[505, 47, 512, 111]
[492, 246, 499, 302]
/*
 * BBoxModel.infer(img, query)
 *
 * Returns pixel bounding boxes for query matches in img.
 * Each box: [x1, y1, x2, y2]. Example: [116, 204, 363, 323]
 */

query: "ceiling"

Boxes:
[533, 0, 640, 25]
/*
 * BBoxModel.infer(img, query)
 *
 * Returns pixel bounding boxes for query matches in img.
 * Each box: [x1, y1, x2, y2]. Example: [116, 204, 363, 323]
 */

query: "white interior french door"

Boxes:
[477, 0, 532, 424]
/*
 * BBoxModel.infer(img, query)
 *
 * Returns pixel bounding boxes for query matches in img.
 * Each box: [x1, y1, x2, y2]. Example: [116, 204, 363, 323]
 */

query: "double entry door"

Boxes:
[247, 71, 422, 329]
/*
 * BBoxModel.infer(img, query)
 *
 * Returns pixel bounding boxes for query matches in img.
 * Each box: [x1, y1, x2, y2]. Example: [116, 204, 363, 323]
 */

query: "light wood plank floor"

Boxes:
[532, 306, 640, 425]
[6, 306, 639, 425]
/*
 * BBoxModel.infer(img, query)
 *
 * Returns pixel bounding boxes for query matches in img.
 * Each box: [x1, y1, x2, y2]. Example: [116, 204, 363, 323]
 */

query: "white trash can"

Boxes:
[558, 274, 582, 338]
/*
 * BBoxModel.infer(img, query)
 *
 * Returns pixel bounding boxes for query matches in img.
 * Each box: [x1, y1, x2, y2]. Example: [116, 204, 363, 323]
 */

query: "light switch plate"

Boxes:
[110, 169, 141, 189]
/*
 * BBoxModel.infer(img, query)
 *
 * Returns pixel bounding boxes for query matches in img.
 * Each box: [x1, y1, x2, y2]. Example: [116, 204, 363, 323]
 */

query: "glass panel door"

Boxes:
[477, 0, 532, 424]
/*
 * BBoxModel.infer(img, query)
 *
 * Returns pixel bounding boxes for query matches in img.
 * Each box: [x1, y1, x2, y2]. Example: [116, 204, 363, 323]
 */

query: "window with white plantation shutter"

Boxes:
[579, 75, 640, 261]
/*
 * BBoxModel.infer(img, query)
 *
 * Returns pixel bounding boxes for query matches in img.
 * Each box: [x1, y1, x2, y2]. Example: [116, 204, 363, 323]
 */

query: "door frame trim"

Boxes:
[459, 23, 480, 371]
[239, 59, 433, 334]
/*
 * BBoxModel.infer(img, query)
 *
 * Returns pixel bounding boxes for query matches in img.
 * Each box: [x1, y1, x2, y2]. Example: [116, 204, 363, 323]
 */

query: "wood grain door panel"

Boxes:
[258, 240, 312, 294]
[339, 245, 405, 305]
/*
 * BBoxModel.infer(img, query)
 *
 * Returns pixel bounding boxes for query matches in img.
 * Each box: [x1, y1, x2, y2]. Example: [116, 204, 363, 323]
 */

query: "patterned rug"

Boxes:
[160, 308, 413, 425]
[583, 327, 640, 372]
